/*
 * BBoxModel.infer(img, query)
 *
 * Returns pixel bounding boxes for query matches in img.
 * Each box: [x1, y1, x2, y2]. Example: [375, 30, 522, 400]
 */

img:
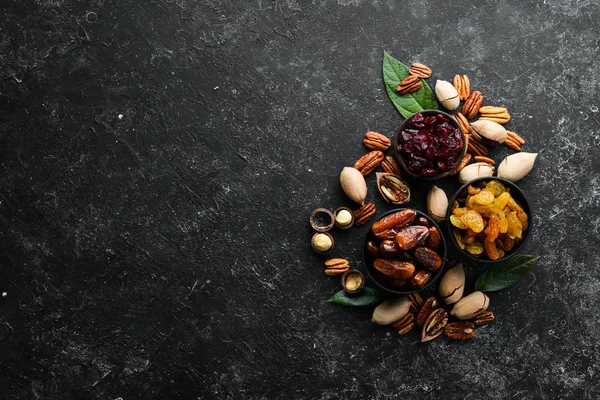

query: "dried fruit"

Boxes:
[379, 240, 408, 259]
[421, 308, 448, 342]
[462, 91, 484, 119]
[444, 322, 475, 340]
[376, 173, 411, 204]
[439, 264, 465, 305]
[425, 226, 441, 249]
[340, 167, 367, 205]
[373, 259, 415, 279]
[363, 131, 391, 151]
[451, 291, 489, 320]
[396, 74, 422, 94]
[458, 162, 494, 184]
[354, 150, 384, 176]
[427, 185, 448, 223]
[354, 202, 376, 226]
[397, 112, 464, 177]
[470, 120, 507, 145]
[416, 296, 438, 326]
[435, 80, 460, 110]
[409, 62, 432, 78]
[372, 209, 416, 236]
[409, 270, 432, 289]
[497, 152, 538, 182]
[395, 226, 428, 250]
[413, 247, 442, 271]
[372, 297, 411, 325]
[365, 240, 380, 257]
[380, 156, 402, 177]
[452, 74, 470, 101]
[341, 269, 364, 293]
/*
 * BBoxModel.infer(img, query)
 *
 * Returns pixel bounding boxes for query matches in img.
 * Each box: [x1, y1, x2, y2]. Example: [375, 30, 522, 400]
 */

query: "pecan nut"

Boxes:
[507, 130, 525, 145]
[392, 312, 415, 335]
[444, 321, 475, 340]
[416, 296, 438, 326]
[380, 156, 402, 177]
[479, 106, 511, 124]
[354, 150, 384, 176]
[324, 258, 350, 276]
[396, 74, 422, 95]
[451, 153, 472, 175]
[472, 310, 495, 327]
[452, 74, 471, 100]
[363, 131, 391, 151]
[421, 308, 448, 342]
[353, 202, 376, 226]
[454, 112, 470, 135]
[376, 172, 410, 205]
[408, 292, 424, 313]
[409, 62, 432, 79]
[462, 90, 484, 119]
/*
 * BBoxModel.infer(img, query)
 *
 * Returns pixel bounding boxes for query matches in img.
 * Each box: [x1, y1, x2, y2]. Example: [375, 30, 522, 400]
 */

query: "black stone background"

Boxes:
[1, 0, 600, 399]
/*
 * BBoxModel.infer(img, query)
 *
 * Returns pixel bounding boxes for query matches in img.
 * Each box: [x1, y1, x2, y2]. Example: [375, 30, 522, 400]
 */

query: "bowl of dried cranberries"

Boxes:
[394, 110, 466, 180]
[447, 177, 532, 263]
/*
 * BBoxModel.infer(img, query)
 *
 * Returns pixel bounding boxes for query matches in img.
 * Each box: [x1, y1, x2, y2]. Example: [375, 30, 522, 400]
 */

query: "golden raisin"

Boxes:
[450, 215, 468, 229]
[466, 240, 483, 255]
[486, 214, 500, 242]
[463, 210, 484, 233]
[473, 190, 495, 205]
[486, 180, 505, 196]
[484, 240, 500, 260]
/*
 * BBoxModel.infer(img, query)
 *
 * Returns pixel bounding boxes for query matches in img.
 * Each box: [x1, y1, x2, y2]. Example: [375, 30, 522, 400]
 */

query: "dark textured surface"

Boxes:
[1, 0, 599, 398]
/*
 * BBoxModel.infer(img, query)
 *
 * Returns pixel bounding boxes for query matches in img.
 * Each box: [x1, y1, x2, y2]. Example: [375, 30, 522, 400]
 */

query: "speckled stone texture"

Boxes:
[1, 0, 599, 398]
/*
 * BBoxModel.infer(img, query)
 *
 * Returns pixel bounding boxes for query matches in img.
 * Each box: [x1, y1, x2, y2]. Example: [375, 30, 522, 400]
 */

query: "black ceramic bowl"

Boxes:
[446, 177, 532, 263]
[362, 208, 447, 295]
[394, 110, 467, 180]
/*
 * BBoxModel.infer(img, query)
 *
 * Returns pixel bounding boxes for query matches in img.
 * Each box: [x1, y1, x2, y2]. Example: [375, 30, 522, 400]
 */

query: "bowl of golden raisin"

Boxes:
[447, 177, 531, 262]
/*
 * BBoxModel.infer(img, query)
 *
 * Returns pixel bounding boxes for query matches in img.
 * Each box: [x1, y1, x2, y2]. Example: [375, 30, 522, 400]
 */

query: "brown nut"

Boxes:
[416, 296, 438, 326]
[452, 74, 471, 101]
[376, 173, 410, 205]
[396, 74, 422, 94]
[472, 310, 495, 327]
[408, 292, 424, 313]
[409, 62, 432, 78]
[354, 151, 384, 176]
[380, 156, 402, 177]
[462, 90, 484, 119]
[341, 269, 364, 293]
[479, 106, 511, 124]
[454, 112, 470, 135]
[363, 131, 391, 151]
[310, 208, 335, 232]
[421, 308, 448, 342]
[392, 312, 415, 335]
[324, 258, 349, 276]
[353, 202, 376, 226]
[444, 321, 475, 340]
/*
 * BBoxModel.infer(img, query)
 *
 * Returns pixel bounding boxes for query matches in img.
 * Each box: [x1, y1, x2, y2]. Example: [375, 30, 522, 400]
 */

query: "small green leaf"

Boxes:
[327, 287, 387, 307]
[382, 51, 439, 118]
[475, 255, 540, 292]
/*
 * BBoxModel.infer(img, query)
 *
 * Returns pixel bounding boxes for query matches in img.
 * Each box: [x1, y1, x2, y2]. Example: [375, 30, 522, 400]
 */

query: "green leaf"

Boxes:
[327, 287, 387, 307]
[475, 255, 540, 292]
[382, 51, 439, 118]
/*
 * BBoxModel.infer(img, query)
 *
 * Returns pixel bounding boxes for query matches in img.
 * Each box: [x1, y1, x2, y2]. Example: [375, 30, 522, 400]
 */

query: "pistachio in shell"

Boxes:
[341, 269, 364, 294]
[376, 172, 410, 205]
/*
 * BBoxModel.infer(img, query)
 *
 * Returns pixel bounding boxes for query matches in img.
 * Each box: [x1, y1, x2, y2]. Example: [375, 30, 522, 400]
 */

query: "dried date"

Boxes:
[372, 209, 416, 236]
[413, 247, 442, 271]
[373, 259, 415, 279]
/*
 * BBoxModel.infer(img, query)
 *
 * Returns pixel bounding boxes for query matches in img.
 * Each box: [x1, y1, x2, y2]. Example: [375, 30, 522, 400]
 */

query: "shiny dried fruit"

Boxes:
[373, 259, 416, 279]
[473, 190, 495, 205]
[409, 269, 432, 289]
[506, 211, 523, 239]
[379, 240, 409, 259]
[372, 209, 416, 236]
[413, 247, 442, 271]
[366, 240, 380, 257]
[450, 214, 468, 229]
[486, 214, 501, 242]
[426, 226, 441, 249]
[466, 240, 484, 255]
[453, 228, 466, 250]
[483, 239, 500, 260]
[394, 226, 429, 251]
[486, 180, 505, 196]
[463, 210, 484, 233]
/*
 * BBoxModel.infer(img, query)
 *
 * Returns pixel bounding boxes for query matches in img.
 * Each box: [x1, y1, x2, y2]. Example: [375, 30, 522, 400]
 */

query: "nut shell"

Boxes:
[439, 263, 465, 305]
[470, 120, 507, 145]
[311, 232, 334, 255]
[333, 207, 354, 229]
[372, 297, 411, 325]
[427, 185, 448, 223]
[435, 80, 460, 110]
[451, 291, 490, 320]
[310, 208, 335, 232]
[341, 269, 364, 294]
[340, 167, 367, 205]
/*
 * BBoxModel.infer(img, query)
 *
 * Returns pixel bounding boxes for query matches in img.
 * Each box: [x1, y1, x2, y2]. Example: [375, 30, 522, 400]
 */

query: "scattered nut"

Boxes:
[340, 167, 367, 205]
[372, 297, 412, 325]
[451, 291, 490, 320]
[439, 264, 465, 305]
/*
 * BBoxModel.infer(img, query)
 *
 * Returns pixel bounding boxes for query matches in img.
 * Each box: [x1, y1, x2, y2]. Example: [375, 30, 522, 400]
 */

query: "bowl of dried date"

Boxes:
[394, 110, 467, 180]
[363, 208, 447, 295]
[447, 177, 532, 262]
